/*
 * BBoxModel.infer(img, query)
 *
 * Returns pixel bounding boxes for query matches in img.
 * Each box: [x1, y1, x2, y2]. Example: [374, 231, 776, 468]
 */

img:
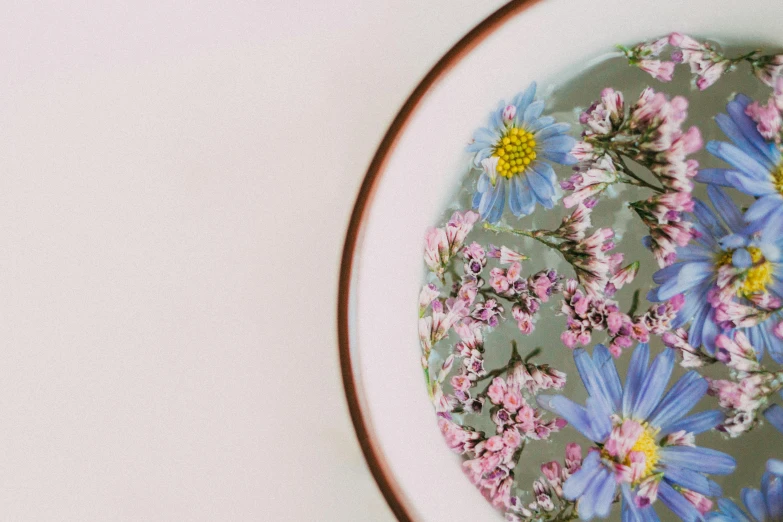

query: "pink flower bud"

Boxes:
[502, 104, 517, 124]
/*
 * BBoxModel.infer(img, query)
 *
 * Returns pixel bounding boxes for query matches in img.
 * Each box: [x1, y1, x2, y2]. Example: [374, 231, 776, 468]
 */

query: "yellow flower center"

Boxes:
[774, 163, 783, 195]
[493, 126, 537, 179]
[717, 247, 773, 296]
[626, 426, 660, 480]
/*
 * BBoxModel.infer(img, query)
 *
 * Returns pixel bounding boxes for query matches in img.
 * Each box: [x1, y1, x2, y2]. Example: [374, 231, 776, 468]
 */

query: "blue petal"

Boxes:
[490, 100, 505, 130]
[507, 174, 525, 217]
[574, 348, 616, 414]
[746, 194, 783, 222]
[516, 176, 536, 216]
[622, 343, 649, 418]
[528, 116, 555, 132]
[660, 410, 724, 436]
[726, 171, 777, 197]
[715, 112, 771, 167]
[720, 234, 749, 250]
[659, 446, 736, 475]
[537, 395, 600, 441]
[765, 404, 783, 435]
[663, 465, 721, 496]
[768, 459, 783, 476]
[658, 480, 703, 522]
[535, 122, 570, 140]
[523, 100, 545, 124]
[695, 168, 734, 187]
[707, 140, 772, 181]
[540, 150, 578, 165]
[653, 263, 686, 285]
[741, 488, 766, 522]
[732, 248, 753, 269]
[485, 180, 506, 224]
[708, 185, 746, 233]
[727, 95, 781, 167]
[657, 261, 714, 301]
[676, 244, 714, 263]
[632, 348, 675, 420]
[593, 344, 623, 412]
[511, 83, 536, 118]
[648, 371, 708, 429]
[674, 282, 711, 328]
[693, 198, 728, 239]
[763, 469, 783, 520]
[527, 164, 556, 206]
[715, 499, 751, 522]
[541, 134, 576, 153]
[579, 469, 616, 520]
[562, 451, 601, 500]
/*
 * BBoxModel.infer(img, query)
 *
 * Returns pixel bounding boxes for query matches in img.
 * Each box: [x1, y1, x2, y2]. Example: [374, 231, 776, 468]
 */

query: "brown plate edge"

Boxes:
[337, 1, 543, 520]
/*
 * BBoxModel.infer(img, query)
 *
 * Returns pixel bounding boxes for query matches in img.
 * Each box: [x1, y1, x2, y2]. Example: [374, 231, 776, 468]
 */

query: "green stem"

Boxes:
[628, 289, 641, 317]
[731, 49, 762, 65]
[614, 155, 665, 194]
[483, 222, 560, 249]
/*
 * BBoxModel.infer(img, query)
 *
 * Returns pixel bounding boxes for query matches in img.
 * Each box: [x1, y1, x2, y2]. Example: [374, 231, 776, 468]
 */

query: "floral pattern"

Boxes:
[418, 33, 783, 522]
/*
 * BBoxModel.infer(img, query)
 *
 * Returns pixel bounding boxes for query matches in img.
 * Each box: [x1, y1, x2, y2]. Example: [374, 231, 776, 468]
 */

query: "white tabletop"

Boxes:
[0, 1, 504, 520]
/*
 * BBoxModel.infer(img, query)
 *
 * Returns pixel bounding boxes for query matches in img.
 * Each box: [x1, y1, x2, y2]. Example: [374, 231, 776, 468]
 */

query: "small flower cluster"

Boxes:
[669, 33, 733, 90]
[664, 329, 783, 437]
[505, 444, 583, 522]
[744, 77, 783, 144]
[424, 210, 479, 281]
[487, 373, 567, 440]
[489, 263, 563, 334]
[704, 332, 783, 436]
[619, 36, 675, 82]
[560, 279, 650, 356]
[450, 321, 488, 413]
[670, 32, 783, 90]
[570, 86, 702, 267]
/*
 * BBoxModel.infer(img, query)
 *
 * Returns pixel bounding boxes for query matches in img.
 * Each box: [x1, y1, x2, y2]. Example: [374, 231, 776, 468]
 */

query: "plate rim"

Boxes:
[336, 1, 543, 519]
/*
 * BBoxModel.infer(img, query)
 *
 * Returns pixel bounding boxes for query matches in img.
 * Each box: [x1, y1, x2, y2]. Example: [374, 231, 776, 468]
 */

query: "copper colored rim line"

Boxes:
[337, 1, 541, 520]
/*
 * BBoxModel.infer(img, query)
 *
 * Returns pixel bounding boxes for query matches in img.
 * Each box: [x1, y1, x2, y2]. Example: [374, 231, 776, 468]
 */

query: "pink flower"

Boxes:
[635, 476, 661, 508]
[681, 489, 713, 515]
[502, 104, 517, 124]
[541, 461, 561, 483]
[450, 373, 472, 393]
[607, 261, 640, 296]
[753, 54, 783, 86]
[775, 320, 783, 340]
[503, 389, 525, 413]
[565, 443, 582, 474]
[638, 59, 675, 82]
[498, 245, 528, 264]
[714, 332, 760, 372]
[664, 430, 695, 447]
[485, 435, 505, 452]
[488, 377, 508, 405]
[746, 96, 783, 142]
[604, 419, 644, 460]
[561, 156, 618, 208]
[696, 61, 729, 90]
[418, 283, 440, 315]
[423, 227, 449, 277]
[438, 415, 481, 454]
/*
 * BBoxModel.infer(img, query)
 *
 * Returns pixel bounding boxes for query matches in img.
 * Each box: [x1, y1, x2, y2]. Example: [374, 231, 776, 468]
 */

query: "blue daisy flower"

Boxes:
[649, 183, 783, 360]
[766, 403, 783, 435]
[538, 343, 735, 521]
[696, 93, 783, 237]
[648, 186, 746, 354]
[467, 82, 577, 223]
[706, 460, 783, 522]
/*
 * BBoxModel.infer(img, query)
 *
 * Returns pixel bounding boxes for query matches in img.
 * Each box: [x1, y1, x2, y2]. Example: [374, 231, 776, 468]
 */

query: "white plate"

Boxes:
[339, 1, 783, 520]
